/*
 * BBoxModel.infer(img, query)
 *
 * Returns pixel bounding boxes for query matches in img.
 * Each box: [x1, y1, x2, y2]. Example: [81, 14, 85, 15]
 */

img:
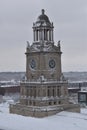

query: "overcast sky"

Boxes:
[0, 0, 87, 72]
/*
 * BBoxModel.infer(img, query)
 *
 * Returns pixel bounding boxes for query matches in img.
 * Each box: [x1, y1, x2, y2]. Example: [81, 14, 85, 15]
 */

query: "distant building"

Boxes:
[78, 86, 87, 105]
[0, 85, 20, 95]
[10, 9, 80, 117]
[0, 81, 20, 95]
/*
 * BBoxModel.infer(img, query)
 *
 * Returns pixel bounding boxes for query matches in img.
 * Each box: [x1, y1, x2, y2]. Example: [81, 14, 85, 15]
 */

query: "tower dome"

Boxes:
[37, 9, 50, 24]
[34, 9, 52, 27]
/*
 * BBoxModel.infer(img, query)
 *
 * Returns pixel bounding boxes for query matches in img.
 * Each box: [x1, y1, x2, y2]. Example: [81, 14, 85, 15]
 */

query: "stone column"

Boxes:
[28, 88, 30, 97]
[36, 87, 38, 97]
[49, 30, 51, 41]
[40, 29, 42, 40]
[51, 87, 53, 96]
[33, 30, 35, 41]
[55, 86, 57, 97]
[57, 87, 59, 97]
[54, 87, 56, 97]
[42, 29, 44, 41]
[38, 30, 39, 41]
[36, 30, 38, 41]
[35, 30, 37, 41]
[39, 30, 41, 41]
[46, 86, 47, 97]
[51, 29, 53, 41]
[45, 29, 47, 40]
[47, 31, 49, 41]
[30, 88, 32, 97]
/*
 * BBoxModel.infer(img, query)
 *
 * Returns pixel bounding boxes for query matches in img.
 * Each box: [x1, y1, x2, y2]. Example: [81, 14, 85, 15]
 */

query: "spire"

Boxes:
[26, 41, 30, 49]
[58, 40, 61, 47]
[57, 40, 61, 51]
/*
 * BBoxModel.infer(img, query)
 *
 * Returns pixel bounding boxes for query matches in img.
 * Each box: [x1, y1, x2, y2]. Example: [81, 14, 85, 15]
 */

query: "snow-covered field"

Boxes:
[0, 101, 87, 130]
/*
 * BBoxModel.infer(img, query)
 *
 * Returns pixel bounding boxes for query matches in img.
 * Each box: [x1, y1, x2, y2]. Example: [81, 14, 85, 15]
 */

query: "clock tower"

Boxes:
[26, 9, 62, 82]
[10, 9, 71, 117]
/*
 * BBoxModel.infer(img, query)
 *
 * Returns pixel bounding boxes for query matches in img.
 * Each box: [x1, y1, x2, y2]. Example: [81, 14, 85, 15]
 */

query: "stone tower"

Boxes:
[10, 9, 71, 117]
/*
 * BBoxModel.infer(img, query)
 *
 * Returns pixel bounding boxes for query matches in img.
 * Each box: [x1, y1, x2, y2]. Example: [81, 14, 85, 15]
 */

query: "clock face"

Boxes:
[49, 59, 55, 68]
[30, 59, 36, 69]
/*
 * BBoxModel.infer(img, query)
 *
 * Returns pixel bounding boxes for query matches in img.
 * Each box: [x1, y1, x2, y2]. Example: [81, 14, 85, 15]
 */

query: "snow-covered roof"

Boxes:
[78, 91, 87, 93]
[0, 84, 19, 88]
[21, 80, 67, 84]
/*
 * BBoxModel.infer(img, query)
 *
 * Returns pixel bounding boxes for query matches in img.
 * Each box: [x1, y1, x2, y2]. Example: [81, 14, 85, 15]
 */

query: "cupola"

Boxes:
[33, 9, 54, 43]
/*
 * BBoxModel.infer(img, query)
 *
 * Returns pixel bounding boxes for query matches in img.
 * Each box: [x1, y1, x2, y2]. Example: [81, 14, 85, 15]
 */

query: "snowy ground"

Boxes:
[0, 101, 87, 130]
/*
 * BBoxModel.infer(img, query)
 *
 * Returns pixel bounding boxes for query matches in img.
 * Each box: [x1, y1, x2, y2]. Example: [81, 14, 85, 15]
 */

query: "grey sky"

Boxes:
[0, 0, 87, 72]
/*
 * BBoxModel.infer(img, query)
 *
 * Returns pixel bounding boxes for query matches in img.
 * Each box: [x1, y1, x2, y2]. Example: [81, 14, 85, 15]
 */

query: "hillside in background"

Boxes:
[0, 72, 87, 82]
[0, 72, 25, 81]
[64, 72, 87, 81]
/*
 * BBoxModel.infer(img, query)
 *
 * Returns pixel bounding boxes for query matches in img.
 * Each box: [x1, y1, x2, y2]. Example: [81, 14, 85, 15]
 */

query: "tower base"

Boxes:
[10, 103, 80, 118]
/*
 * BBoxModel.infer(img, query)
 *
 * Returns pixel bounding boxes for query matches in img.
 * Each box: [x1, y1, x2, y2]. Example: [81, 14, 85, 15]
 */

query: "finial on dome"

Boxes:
[42, 9, 45, 15]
